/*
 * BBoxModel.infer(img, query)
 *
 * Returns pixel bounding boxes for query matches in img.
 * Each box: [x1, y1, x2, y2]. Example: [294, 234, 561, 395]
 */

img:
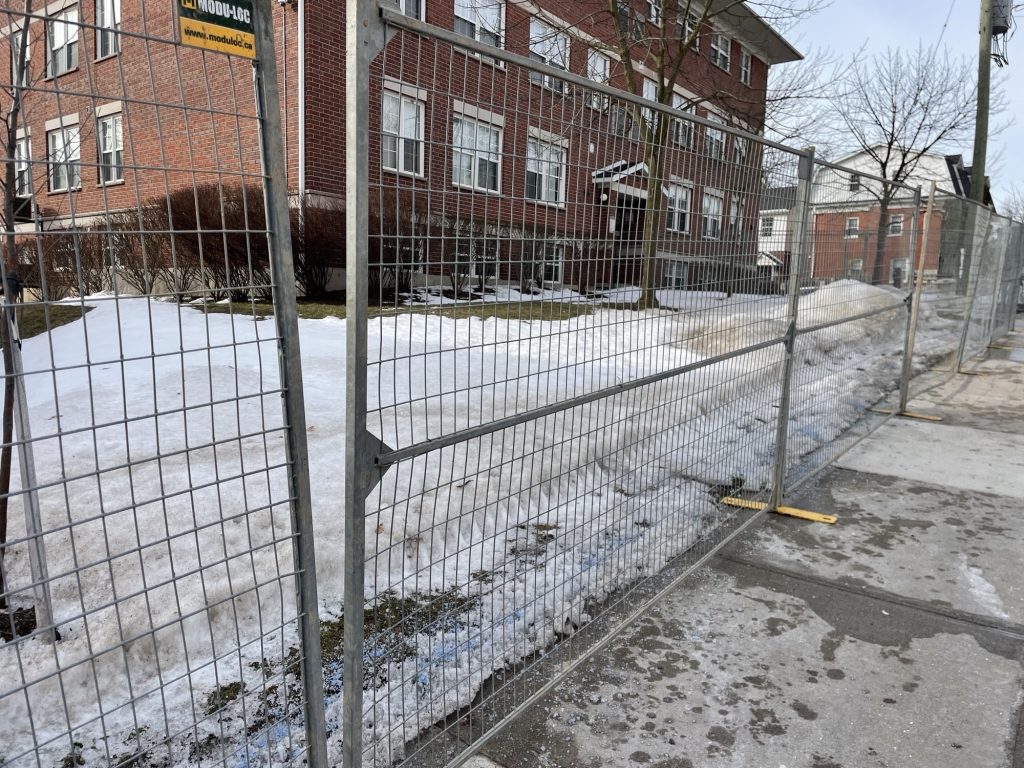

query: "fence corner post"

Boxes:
[769, 146, 815, 512]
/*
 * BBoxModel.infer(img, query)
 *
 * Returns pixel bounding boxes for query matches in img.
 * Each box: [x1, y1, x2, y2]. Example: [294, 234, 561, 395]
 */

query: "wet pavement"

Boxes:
[458, 326, 1024, 768]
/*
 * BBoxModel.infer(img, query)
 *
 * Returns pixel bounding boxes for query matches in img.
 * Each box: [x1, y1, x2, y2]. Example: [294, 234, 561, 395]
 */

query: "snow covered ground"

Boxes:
[0, 281, 963, 767]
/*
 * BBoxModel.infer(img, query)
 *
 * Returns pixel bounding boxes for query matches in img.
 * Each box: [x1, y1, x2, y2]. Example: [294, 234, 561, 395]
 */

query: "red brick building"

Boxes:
[4, 0, 800, 293]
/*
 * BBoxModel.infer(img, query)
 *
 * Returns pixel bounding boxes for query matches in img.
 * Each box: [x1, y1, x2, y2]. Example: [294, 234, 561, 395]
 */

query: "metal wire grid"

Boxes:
[0, 3, 321, 767]
[993, 222, 1024, 339]
[351, 12, 802, 767]
[780, 159, 918, 486]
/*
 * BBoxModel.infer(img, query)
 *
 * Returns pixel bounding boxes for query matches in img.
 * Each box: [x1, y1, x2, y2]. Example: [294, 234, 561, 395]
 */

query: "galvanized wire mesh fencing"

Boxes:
[0, 1, 327, 766]
[2, 1, 1024, 767]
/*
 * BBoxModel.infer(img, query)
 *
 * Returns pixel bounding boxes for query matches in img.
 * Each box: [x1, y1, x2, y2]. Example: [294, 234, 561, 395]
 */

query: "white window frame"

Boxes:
[382, 88, 425, 177]
[890, 258, 909, 283]
[46, 121, 81, 192]
[706, 115, 726, 161]
[664, 259, 688, 289]
[525, 132, 565, 205]
[611, 104, 640, 141]
[528, 19, 569, 92]
[645, 0, 662, 25]
[642, 77, 657, 129]
[97, 111, 123, 184]
[541, 243, 564, 285]
[845, 216, 860, 238]
[46, 5, 79, 78]
[391, 0, 424, 19]
[740, 48, 752, 85]
[671, 93, 693, 148]
[454, 0, 503, 49]
[452, 114, 502, 193]
[11, 28, 30, 88]
[14, 136, 31, 198]
[677, 11, 699, 48]
[702, 189, 724, 240]
[729, 197, 742, 236]
[95, 0, 120, 59]
[849, 173, 861, 193]
[848, 257, 864, 278]
[585, 49, 610, 110]
[709, 31, 730, 71]
[666, 183, 690, 233]
[760, 215, 774, 238]
[734, 135, 748, 165]
[888, 213, 904, 236]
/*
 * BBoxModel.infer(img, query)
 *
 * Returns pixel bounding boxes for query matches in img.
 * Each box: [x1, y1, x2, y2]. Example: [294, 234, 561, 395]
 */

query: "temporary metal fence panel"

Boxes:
[0, 2, 327, 767]
[781, 158, 920, 487]
[991, 220, 1024, 340]
[961, 206, 1004, 363]
[346, 7, 806, 767]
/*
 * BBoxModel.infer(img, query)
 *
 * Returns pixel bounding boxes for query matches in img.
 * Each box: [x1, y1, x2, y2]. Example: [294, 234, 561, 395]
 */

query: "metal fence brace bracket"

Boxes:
[721, 496, 838, 525]
[867, 408, 944, 423]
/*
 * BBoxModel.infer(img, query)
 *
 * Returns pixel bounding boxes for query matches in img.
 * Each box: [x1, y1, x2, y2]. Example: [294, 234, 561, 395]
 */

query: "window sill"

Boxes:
[99, 179, 125, 188]
[48, 186, 81, 196]
[887, 233, 904, 237]
[525, 198, 565, 209]
[452, 182, 501, 196]
[383, 167, 425, 181]
[44, 67, 79, 81]
[94, 52, 120, 64]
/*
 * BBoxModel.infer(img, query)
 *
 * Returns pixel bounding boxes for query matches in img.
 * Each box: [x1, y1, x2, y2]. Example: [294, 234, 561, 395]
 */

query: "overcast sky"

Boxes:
[779, 0, 1022, 202]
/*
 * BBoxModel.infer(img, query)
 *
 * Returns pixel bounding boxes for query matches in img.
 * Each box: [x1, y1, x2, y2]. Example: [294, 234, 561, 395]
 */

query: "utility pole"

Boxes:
[971, 0, 993, 205]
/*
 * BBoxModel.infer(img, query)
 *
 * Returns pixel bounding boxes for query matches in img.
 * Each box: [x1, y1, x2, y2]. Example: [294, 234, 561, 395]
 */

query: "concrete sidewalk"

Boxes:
[465, 328, 1024, 768]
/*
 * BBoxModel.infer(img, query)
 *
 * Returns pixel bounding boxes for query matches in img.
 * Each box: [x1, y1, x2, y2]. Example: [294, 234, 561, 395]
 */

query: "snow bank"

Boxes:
[0, 280, 935, 766]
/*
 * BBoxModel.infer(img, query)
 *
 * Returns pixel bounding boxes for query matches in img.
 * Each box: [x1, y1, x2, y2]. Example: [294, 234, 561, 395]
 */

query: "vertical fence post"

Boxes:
[955, 205, 991, 370]
[898, 183, 933, 413]
[0, 301, 53, 637]
[985, 219, 1010, 346]
[769, 147, 814, 511]
[344, 2, 387, 767]
[251, 1, 330, 764]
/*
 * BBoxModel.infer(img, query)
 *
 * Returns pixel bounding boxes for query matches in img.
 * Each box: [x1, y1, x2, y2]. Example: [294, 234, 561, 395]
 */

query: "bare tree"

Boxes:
[821, 45, 981, 285]
[1003, 184, 1024, 223]
[508, 0, 822, 308]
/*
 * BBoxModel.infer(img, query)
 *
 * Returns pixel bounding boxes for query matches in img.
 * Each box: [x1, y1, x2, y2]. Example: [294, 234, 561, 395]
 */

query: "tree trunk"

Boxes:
[871, 197, 891, 285]
[635, 117, 668, 311]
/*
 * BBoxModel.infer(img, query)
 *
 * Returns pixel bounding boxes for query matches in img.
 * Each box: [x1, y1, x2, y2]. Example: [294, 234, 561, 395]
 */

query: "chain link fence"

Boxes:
[2, 1, 1023, 767]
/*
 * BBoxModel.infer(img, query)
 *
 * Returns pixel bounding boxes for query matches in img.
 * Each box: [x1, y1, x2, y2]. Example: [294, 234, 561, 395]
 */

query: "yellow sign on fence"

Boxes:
[178, 0, 256, 59]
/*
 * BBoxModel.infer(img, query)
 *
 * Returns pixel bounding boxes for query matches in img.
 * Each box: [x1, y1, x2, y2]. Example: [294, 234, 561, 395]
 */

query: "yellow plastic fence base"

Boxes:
[721, 497, 837, 525]
[867, 408, 943, 423]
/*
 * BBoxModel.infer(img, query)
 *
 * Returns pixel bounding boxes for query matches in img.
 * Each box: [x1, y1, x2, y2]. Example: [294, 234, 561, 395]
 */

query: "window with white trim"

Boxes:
[709, 32, 730, 71]
[46, 6, 79, 78]
[671, 94, 693, 147]
[645, 0, 662, 25]
[666, 184, 690, 232]
[542, 243, 563, 284]
[616, 1, 644, 41]
[611, 105, 639, 141]
[888, 214, 904, 236]
[454, 0, 502, 48]
[392, 0, 423, 19]
[677, 11, 699, 48]
[526, 136, 564, 204]
[11, 30, 30, 88]
[453, 115, 501, 192]
[734, 136, 748, 165]
[96, 0, 120, 58]
[729, 198, 742, 236]
[740, 49, 751, 85]
[702, 190, 724, 239]
[14, 137, 31, 197]
[664, 259, 687, 289]
[849, 173, 861, 193]
[98, 113, 123, 184]
[845, 216, 860, 237]
[760, 216, 774, 238]
[706, 116, 726, 161]
[47, 123, 80, 192]
[848, 258, 863, 278]
[529, 19, 568, 92]
[585, 49, 610, 109]
[382, 90, 424, 176]
[642, 77, 657, 129]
